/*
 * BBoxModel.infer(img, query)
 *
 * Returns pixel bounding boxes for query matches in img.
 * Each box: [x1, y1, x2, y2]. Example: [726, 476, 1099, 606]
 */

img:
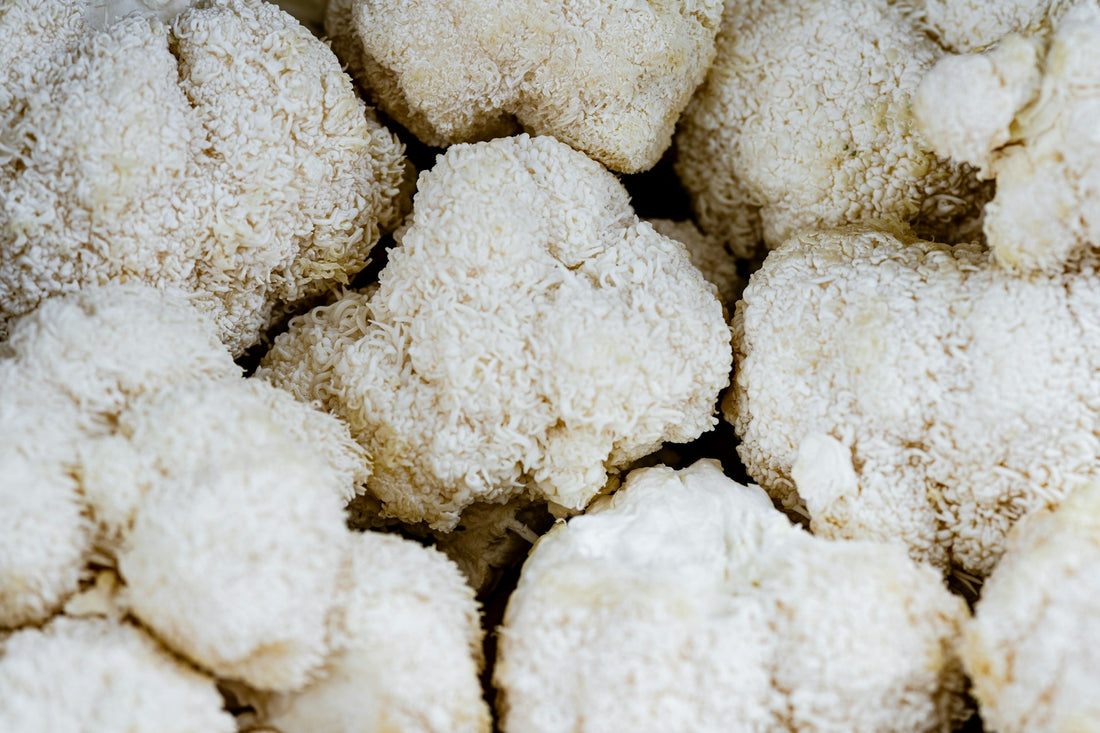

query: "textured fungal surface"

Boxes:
[912, 0, 1068, 51]
[248, 533, 491, 733]
[6, 0, 1099, 728]
[731, 227, 1100, 576]
[916, 2, 1100, 272]
[114, 381, 352, 691]
[0, 284, 239, 418]
[325, 0, 722, 172]
[260, 134, 732, 530]
[0, 284, 369, 698]
[0, 0, 409, 354]
[676, 0, 986, 257]
[0, 284, 240, 627]
[0, 617, 235, 732]
[963, 481, 1100, 733]
[0, 373, 90, 629]
[648, 218, 743, 308]
[494, 461, 969, 733]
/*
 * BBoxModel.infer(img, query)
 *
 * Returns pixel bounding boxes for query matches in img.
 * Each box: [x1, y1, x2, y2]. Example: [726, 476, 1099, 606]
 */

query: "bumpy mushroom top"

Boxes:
[495, 460, 969, 733]
[731, 226, 1100, 576]
[0, 284, 238, 628]
[325, 0, 722, 172]
[249, 532, 491, 733]
[0, 0, 409, 354]
[260, 134, 732, 531]
[676, 0, 986, 257]
[915, 3, 1100, 272]
[113, 380, 353, 691]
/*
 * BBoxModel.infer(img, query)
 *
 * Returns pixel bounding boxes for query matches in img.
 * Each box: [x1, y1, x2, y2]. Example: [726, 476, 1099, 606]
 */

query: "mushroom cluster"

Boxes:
[4, 1, 1099, 731]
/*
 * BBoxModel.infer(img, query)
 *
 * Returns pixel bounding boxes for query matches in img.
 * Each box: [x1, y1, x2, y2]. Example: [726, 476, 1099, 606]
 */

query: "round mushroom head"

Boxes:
[732, 227, 1100, 576]
[0, 284, 237, 628]
[115, 381, 350, 691]
[325, 0, 722, 173]
[260, 134, 732, 531]
[494, 460, 970, 733]
[675, 0, 987, 257]
[0, 0, 409, 354]
[250, 532, 490, 733]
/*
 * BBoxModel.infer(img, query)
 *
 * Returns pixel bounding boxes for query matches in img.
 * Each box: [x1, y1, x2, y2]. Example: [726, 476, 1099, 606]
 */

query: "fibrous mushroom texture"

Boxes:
[247, 532, 491, 733]
[647, 218, 743, 309]
[909, 0, 1069, 52]
[493, 460, 969, 733]
[0, 0, 409, 354]
[675, 0, 987, 257]
[962, 480, 1100, 733]
[731, 226, 1100, 576]
[81, 376, 368, 549]
[1, 284, 370, 691]
[0, 284, 239, 420]
[0, 617, 234, 732]
[113, 380, 351, 691]
[0, 368, 90, 629]
[915, 2, 1100, 272]
[324, 0, 722, 172]
[0, 284, 239, 627]
[259, 134, 732, 531]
